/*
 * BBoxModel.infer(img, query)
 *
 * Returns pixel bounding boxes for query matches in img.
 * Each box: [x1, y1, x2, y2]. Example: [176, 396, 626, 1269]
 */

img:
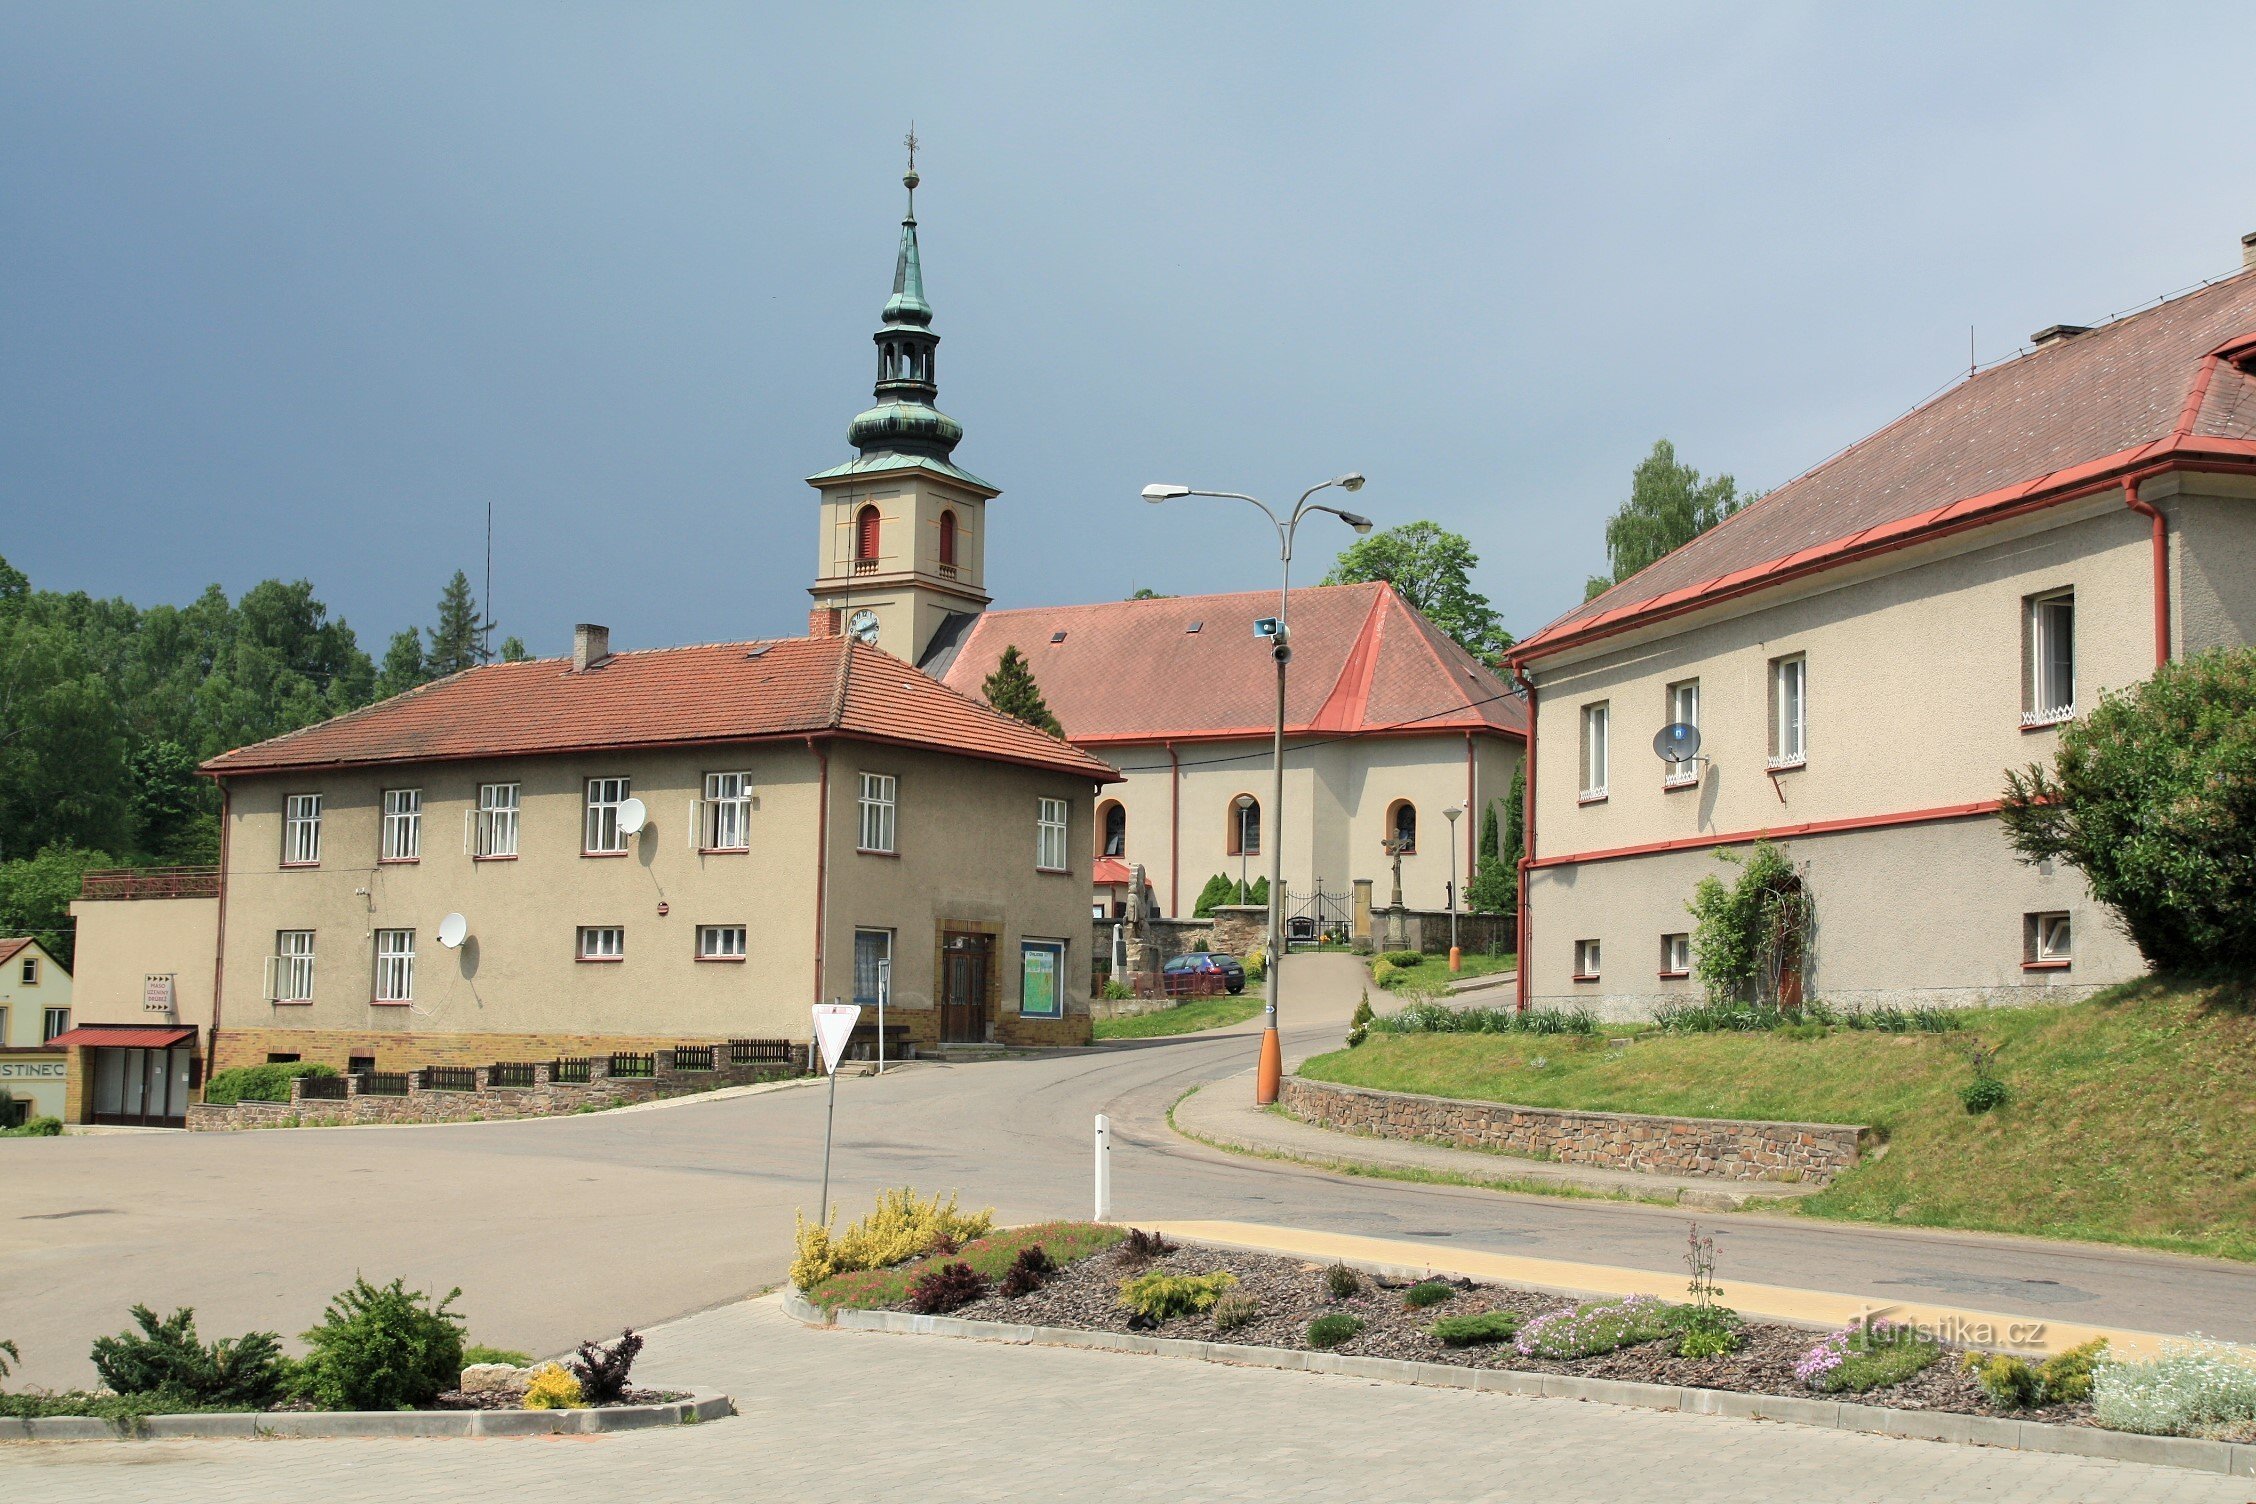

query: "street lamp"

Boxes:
[1443, 804, 1464, 973]
[1233, 792, 1255, 904]
[1141, 472, 1372, 1106]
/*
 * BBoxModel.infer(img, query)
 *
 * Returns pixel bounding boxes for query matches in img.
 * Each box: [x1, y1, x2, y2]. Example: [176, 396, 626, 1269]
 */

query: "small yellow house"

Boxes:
[0, 938, 72, 1122]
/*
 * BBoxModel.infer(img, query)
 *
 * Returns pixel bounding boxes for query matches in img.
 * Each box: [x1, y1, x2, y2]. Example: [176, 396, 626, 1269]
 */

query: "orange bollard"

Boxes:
[1449, 945, 1462, 973]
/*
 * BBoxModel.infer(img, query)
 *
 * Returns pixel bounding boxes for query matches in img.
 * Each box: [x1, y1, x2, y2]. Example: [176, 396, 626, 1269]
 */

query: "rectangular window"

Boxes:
[703, 772, 754, 851]
[381, 788, 422, 861]
[0, 1007, 8, 1042]
[1768, 655, 1807, 769]
[858, 772, 897, 853]
[853, 928, 893, 1005]
[348, 1054, 375, 1074]
[2024, 590, 2075, 727]
[283, 793, 323, 866]
[584, 777, 630, 854]
[2025, 911, 2072, 968]
[1578, 702, 1609, 801]
[1663, 680, 1700, 788]
[578, 926, 625, 962]
[474, 783, 519, 858]
[1036, 797, 1070, 871]
[1573, 938, 1601, 981]
[18, 955, 36, 985]
[374, 929, 415, 1003]
[42, 1006, 71, 1043]
[1661, 932, 1691, 977]
[696, 924, 746, 960]
[272, 930, 315, 1002]
[1020, 939, 1066, 1018]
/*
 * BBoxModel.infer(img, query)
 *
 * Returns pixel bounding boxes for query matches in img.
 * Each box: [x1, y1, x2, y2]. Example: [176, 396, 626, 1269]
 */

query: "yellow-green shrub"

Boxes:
[521, 1363, 585, 1410]
[791, 1188, 996, 1291]
[1117, 1271, 1238, 1321]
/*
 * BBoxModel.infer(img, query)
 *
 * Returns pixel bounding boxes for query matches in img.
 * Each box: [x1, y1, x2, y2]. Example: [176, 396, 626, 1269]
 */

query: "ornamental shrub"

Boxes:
[569, 1329, 642, 1405]
[791, 1188, 995, 1290]
[1306, 1314, 1363, 1350]
[1322, 1262, 1362, 1300]
[1210, 1290, 1261, 1334]
[521, 1364, 585, 1410]
[906, 1261, 989, 1315]
[1686, 841, 1811, 1008]
[202, 1062, 339, 1106]
[2001, 648, 2256, 970]
[0, 1116, 62, 1137]
[1966, 1338, 2109, 1408]
[88, 1305, 291, 1409]
[1369, 1000, 1598, 1036]
[1402, 1280, 1454, 1310]
[2092, 1337, 2256, 1435]
[1797, 1322, 1939, 1393]
[1379, 950, 1424, 968]
[1346, 991, 1375, 1048]
[1116, 1271, 1236, 1322]
[295, 1276, 466, 1412]
[1116, 1227, 1176, 1265]
[998, 1245, 1057, 1299]
[1429, 1311, 1522, 1347]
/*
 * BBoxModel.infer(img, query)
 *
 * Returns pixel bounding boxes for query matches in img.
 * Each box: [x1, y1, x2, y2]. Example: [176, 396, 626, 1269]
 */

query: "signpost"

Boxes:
[812, 1002, 862, 1227]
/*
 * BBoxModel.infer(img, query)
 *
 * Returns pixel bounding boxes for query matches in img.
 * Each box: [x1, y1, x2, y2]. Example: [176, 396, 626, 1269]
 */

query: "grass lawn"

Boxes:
[1375, 951, 1516, 992]
[1299, 977, 2256, 1262]
[806, 1222, 1125, 1310]
[1094, 994, 1264, 1039]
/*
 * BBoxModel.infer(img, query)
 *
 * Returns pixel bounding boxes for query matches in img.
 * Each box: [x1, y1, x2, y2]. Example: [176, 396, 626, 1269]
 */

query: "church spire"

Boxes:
[847, 127, 961, 462]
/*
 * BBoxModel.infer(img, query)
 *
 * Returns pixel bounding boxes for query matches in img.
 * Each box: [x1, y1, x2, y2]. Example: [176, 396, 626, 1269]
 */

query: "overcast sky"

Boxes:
[5, 3, 2253, 657]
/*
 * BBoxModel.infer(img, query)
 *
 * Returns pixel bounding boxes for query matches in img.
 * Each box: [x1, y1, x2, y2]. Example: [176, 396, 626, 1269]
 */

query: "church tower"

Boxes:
[806, 139, 997, 665]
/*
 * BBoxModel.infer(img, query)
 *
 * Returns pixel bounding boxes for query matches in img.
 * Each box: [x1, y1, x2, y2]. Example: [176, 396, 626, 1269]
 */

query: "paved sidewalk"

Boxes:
[6, 1295, 2239, 1503]
[1171, 1069, 1822, 1209]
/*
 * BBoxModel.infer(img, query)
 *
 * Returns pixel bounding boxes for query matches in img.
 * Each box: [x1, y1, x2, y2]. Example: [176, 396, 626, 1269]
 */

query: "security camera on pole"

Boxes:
[1141, 472, 1371, 1107]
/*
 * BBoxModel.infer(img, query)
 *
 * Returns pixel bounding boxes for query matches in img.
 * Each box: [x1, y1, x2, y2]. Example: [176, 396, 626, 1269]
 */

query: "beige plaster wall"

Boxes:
[64, 898, 215, 1031]
[809, 474, 991, 661]
[2164, 477, 2256, 654]
[0, 940, 73, 1045]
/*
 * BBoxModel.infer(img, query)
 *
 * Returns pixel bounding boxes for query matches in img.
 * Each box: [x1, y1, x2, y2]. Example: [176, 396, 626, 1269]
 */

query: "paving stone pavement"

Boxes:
[4, 1296, 2243, 1503]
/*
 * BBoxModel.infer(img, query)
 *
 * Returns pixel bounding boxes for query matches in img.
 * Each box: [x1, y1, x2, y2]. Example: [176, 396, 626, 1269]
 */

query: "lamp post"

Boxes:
[1443, 804, 1464, 973]
[1233, 792, 1254, 904]
[1141, 473, 1372, 1106]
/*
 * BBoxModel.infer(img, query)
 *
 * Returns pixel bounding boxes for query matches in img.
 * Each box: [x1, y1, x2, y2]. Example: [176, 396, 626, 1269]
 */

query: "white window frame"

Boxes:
[858, 772, 897, 854]
[577, 925, 625, 962]
[283, 793, 323, 866]
[702, 772, 754, 851]
[1036, 796, 1070, 872]
[1578, 703, 1609, 801]
[1663, 680, 1700, 788]
[374, 929, 415, 1003]
[2027, 911, 2072, 967]
[584, 777, 630, 854]
[1768, 655, 1807, 770]
[1573, 938, 1602, 980]
[18, 955, 37, 986]
[1661, 932, 1691, 976]
[471, 782, 519, 858]
[2024, 590, 2075, 728]
[270, 930, 316, 1003]
[42, 1006, 71, 1043]
[696, 924, 747, 961]
[381, 788, 422, 862]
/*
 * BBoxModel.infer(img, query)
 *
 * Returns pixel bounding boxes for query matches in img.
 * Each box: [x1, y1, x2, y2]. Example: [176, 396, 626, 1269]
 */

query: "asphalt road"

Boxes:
[5, 953, 2251, 1389]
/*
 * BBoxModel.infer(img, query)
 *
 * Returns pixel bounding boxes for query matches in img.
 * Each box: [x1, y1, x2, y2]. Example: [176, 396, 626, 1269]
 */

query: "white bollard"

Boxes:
[1094, 1113, 1112, 1222]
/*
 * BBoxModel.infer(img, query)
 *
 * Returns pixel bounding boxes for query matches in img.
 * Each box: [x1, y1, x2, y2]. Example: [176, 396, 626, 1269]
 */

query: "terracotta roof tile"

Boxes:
[0, 938, 32, 967]
[1521, 268, 2256, 659]
[202, 636, 1119, 783]
[935, 582, 1525, 745]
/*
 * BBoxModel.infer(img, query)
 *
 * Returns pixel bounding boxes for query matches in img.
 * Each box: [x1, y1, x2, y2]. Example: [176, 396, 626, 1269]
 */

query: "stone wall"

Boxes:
[1277, 1075, 1866, 1185]
[1372, 910, 1517, 957]
[187, 1047, 809, 1131]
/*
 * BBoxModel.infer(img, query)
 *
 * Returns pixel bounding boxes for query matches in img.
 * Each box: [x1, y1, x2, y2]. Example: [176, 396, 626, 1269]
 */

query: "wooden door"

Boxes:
[941, 935, 990, 1043]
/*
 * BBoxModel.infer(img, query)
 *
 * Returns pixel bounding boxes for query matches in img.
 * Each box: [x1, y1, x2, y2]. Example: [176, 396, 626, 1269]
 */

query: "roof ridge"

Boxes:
[972, 580, 1378, 621]
[1309, 587, 1389, 733]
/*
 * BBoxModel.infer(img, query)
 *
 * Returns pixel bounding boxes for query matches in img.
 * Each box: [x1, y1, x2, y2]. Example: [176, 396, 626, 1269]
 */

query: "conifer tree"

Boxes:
[981, 645, 1064, 737]
[426, 570, 491, 676]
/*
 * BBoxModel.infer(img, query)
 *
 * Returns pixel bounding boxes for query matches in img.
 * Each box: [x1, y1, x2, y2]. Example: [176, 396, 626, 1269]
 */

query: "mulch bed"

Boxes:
[921, 1243, 2096, 1427]
[434, 1387, 686, 1411]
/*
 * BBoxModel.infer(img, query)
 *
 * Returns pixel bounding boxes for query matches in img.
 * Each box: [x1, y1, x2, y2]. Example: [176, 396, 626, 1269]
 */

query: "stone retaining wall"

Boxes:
[1278, 1075, 1866, 1185]
[187, 1048, 809, 1131]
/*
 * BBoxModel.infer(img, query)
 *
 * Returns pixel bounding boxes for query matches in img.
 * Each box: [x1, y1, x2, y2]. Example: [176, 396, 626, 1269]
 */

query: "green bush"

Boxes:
[295, 1276, 466, 1411]
[1960, 1074, 2010, 1114]
[1210, 1289, 1260, 1334]
[1116, 1271, 1237, 1322]
[1306, 1314, 1363, 1350]
[1966, 1339, 2109, 1408]
[1687, 840, 1811, 1008]
[1370, 1000, 1598, 1036]
[461, 1344, 532, 1368]
[2001, 649, 2256, 970]
[0, 1116, 63, 1137]
[1322, 1262, 1362, 1300]
[1100, 978, 1133, 1002]
[1379, 950, 1425, 968]
[1346, 991, 1375, 1048]
[1402, 1280, 1454, 1310]
[1429, 1310, 1521, 1347]
[203, 1062, 339, 1106]
[88, 1306, 290, 1409]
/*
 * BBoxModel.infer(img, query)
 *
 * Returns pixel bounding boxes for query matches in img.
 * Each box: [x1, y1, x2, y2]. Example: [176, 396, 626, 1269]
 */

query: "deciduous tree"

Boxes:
[1324, 521, 1510, 661]
[1585, 440, 1751, 599]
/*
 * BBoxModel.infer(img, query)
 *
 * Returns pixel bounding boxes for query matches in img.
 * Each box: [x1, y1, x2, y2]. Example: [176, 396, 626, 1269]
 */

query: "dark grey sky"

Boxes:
[6, 4, 2253, 657]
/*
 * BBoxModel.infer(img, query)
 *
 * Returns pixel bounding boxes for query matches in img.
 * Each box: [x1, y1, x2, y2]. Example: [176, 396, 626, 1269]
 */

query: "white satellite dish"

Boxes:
[1653, 722, 1703, 765]
[436, 912, 469, 949]
[616, 797, 648, 836]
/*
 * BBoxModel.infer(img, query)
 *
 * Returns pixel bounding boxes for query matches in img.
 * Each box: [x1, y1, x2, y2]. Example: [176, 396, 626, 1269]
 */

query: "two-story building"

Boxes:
[0, 938, 71, 1122]
[1510, 237, 2256, 1016]
[188, 628, 1117, 1077]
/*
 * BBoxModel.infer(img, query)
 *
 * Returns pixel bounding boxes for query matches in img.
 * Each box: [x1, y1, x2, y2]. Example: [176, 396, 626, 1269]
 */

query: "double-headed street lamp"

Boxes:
[1140, 474, 1372, 1106]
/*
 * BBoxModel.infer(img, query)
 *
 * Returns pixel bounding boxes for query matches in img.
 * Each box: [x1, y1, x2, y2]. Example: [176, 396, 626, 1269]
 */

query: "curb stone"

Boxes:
[779, 1288, 2251, 1478]
[0, 1390, 733, 1442]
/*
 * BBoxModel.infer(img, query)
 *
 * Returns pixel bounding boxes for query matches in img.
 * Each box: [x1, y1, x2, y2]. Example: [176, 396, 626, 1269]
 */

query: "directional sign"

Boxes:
[813, 1002, 862, 1075]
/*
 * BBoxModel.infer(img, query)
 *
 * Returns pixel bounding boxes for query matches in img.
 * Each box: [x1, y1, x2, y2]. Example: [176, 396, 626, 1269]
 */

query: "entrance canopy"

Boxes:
[45, 1024, 195, 1050]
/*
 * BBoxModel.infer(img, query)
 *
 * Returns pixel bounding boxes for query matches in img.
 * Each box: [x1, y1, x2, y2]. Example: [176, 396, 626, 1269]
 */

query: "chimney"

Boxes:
[808, 606, 841, 638]
[571, 623, 611, 672]
[2243, 231, 2256, 271]
[2030, 323, 2091, 349]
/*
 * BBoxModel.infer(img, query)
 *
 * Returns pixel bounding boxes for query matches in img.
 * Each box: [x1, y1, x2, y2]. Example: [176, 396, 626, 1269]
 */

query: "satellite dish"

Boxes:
[616, 797, 648, 835]
[436, 912, 469, 949]
[1653, 722, 1703, 765]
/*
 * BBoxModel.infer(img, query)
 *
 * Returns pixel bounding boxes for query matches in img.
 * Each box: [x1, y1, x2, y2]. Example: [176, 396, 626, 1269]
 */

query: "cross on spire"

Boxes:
[903, 123, 918, 173]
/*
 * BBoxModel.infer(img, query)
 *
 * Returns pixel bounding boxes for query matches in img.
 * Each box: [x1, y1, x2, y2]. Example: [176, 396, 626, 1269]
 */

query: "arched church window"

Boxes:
[1099, 800, 1125, 858]
[1388, 800, 1417, 853]
[1226, 796, 1261, 857]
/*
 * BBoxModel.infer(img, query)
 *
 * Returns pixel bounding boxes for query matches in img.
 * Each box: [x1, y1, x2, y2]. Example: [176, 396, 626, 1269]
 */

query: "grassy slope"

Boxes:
[1300, 978, 2256, 1261]
[1094, 994, 1263, 1039]
[1379, 952, 1517, 991]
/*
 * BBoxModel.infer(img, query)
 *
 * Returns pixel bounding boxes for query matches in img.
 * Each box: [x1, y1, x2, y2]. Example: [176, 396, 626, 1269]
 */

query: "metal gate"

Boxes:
[1281, 884, 1352, 948]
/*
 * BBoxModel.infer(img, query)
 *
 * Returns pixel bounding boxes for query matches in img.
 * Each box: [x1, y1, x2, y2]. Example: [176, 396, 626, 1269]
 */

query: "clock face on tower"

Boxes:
[846, 609, 881, 646]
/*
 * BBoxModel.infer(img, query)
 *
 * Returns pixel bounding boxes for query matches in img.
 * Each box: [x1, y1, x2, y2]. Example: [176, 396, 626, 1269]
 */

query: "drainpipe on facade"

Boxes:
[1463, 731, 1477, 903]
[2123, 479, 2170, 667]
[808, 738, 830, 1004]
[1167, 741, 1181, 917]
[204, 780, 232, 1090]
[1513, 666, 1536, 1013]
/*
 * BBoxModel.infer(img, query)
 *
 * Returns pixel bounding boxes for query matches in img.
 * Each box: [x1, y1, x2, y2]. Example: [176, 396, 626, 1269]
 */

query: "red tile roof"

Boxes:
[0, 938, 33, 968]
[44, 1024, 196, 1051]
[1517, 268, 2256, 662]
[202, 636, 1120, 782]
[935, 582, 1525, 745]
[1092, 857, 1133, 887]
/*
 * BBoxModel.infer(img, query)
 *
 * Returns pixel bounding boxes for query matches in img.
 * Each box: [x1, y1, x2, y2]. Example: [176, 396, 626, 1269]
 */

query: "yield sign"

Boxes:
[813, 1002, 862, 1075]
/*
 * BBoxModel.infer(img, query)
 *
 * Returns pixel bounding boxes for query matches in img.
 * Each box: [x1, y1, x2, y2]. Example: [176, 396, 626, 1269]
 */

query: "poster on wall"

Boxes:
[1020, 941, 1063, 1018]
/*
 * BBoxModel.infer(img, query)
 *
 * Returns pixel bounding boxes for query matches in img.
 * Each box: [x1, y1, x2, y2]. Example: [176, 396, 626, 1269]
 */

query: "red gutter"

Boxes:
[807, 738, 829, 1002]
[205, 782, 232, 1088]
[1513, 666, 1536, 1013]
[1463, 731, 1476, 889]
[1530, 799, 2000, 871]
[1167, 741, 1181, 916]
[2123, 479, 2170, 667]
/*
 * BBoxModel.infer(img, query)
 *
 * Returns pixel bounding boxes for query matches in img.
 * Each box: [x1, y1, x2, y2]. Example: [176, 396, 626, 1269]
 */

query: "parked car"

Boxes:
[1162, 951, 1246, 996]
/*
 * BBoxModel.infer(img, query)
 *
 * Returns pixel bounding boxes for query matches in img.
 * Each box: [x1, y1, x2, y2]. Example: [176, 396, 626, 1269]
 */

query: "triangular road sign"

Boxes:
[813, 1002, 862, 1075]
